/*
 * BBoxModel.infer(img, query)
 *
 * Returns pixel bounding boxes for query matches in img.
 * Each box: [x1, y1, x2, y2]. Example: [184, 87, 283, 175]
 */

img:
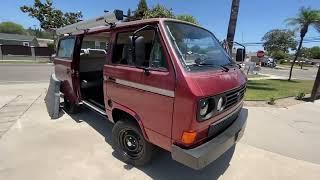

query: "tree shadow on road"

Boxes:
[66, 107, 237, 180]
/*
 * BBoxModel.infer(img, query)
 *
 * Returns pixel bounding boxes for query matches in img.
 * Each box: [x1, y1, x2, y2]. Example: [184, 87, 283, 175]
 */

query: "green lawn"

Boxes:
[247, 74, 267, 79]
[245, 79, 314, 101]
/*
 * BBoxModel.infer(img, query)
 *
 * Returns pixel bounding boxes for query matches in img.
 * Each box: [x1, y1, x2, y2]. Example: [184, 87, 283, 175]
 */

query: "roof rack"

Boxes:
[56, 10, 124, 36]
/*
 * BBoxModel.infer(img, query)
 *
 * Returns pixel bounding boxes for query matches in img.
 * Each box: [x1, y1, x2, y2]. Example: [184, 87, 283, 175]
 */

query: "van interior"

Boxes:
[79, 32, 110, 108]
[78, 30, 165, 109]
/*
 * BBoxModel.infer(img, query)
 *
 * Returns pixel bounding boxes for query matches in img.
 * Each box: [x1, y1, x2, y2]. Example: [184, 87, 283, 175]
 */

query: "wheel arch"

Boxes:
[111, 107, 150, 142]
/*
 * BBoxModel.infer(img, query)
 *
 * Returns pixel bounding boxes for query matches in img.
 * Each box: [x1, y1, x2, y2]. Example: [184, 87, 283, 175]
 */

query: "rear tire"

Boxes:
[63, 96, 79, 114]
[112, 120, 153, 166]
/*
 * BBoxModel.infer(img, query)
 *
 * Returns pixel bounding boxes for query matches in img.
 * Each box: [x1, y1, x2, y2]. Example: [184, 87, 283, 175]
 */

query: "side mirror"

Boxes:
[236, 48, 246, 62]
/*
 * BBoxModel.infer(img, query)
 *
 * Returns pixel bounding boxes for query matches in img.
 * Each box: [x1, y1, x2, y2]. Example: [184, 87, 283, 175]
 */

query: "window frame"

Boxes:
[164, 20, 233, 72]
[112, 27, 169, 72]
[56, 36, 76, 60]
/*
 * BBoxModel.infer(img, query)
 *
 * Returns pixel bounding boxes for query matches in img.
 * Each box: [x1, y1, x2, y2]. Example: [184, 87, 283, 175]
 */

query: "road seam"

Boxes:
[0, 93, 42, 139]
[0, 95, 21, 111]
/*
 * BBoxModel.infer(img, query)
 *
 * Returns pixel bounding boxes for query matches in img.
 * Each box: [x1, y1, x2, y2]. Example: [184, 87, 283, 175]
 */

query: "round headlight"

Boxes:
[199, 100, 209, 116]
[217, 97, 225, 112]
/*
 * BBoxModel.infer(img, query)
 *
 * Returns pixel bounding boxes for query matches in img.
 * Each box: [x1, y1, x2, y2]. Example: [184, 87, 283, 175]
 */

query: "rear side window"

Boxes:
[57, 37, 76, 59]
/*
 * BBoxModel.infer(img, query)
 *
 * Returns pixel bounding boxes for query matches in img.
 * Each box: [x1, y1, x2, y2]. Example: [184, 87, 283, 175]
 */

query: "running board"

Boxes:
[82, 100, 107, 116]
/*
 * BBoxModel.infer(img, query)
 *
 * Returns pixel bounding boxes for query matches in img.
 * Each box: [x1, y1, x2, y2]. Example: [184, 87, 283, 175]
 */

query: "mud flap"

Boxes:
[45, 73, 61, 119]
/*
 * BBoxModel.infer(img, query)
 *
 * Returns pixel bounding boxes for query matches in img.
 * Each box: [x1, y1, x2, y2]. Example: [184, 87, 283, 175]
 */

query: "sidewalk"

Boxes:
[0, 83, 320, 180]
[0, 83, 47, 138]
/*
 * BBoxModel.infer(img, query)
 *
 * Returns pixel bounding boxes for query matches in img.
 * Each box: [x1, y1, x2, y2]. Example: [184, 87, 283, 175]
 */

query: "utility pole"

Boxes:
[226, 0, 240, 52]
[311, 66, 320, 101]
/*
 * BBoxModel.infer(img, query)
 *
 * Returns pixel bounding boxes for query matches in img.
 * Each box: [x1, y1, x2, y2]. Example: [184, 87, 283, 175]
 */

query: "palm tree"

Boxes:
[286, 7, 320, 81]
[226, 0, 240, 51]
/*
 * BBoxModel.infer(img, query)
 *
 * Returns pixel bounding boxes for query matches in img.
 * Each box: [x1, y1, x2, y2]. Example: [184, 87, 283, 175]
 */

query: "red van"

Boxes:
[54, 11, 247, 170]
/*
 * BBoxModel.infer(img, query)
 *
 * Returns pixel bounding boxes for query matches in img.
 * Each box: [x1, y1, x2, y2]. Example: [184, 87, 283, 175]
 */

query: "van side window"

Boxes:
[113, 30, 167, 69]
[57, 37, 76, 58]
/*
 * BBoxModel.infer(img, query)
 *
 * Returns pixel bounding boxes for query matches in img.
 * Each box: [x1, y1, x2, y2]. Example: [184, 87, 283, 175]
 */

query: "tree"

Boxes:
[20, 0, 82, 30]
[262, 29, 297, 53]
[144, 4, 175, 19]
[176, 15, 199, 25]
[0, 22, 25, 34]
[26, 27, 53, 39]
[134, 0, 148, 19]
[271, 50, 289, 60]
[300, 47, 312, 59]
[226, 0, 240, 51]
[310, 46, 320, 59]
[127, 8, 132, 18]
[131, 1, 199, 24]
[286, 7, 320, 80]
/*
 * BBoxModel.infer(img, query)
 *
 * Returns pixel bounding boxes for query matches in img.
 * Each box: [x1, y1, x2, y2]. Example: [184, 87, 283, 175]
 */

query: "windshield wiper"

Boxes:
[194, 58, 229, 72]
[193, 62, 229, 72]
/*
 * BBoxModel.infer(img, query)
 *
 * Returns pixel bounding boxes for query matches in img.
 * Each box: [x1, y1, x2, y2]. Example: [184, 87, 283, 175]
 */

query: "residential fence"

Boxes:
[0, 45, 54, 62]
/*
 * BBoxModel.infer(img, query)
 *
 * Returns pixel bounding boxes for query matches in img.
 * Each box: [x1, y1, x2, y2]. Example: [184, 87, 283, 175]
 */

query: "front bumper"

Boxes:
[171, 108, 248, 170]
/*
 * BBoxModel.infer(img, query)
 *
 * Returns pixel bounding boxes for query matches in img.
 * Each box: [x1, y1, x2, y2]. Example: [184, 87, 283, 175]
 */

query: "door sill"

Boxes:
[82, 100, 107, 116]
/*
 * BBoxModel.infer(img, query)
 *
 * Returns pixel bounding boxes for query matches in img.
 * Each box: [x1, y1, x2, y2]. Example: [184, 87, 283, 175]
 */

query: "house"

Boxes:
[0, 33, 39, 46]
[36, 38, 54, 47]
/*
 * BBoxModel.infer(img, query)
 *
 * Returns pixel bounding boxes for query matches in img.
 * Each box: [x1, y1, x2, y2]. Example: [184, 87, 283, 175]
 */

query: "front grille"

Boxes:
[224, 84, 246, 109]
[208, 108, 240, 138]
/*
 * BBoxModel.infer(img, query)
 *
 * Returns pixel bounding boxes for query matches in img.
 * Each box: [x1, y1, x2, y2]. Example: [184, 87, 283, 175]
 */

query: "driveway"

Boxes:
[0, 83, 320, 180]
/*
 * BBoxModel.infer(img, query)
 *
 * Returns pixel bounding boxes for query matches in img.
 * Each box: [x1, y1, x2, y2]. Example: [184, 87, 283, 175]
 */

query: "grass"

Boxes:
[245, 79, 314, 101]
[247, 74, 267, 79]
[279, 62, 313, 68]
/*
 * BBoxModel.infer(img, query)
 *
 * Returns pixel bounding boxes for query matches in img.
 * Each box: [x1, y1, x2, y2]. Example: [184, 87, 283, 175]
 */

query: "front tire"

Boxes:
[112, 120, 154, 166]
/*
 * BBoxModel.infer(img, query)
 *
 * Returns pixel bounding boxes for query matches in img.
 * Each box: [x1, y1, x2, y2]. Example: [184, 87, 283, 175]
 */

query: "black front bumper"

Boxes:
[171, 108, 248, 170]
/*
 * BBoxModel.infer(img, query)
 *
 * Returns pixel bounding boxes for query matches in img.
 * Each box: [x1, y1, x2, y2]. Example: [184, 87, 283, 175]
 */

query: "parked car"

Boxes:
[261, 57, 276, 68]
[53, 10, 247, 170]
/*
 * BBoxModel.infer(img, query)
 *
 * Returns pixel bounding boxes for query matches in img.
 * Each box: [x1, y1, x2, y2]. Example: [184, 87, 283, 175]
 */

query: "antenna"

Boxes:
[56, 9, 124, 36]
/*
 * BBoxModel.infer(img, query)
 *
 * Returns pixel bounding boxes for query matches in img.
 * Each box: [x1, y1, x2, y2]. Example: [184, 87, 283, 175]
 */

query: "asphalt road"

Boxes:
[0, 64, 53, 83]
[0, 63, 318, 84]
[260, 66, 319, 80]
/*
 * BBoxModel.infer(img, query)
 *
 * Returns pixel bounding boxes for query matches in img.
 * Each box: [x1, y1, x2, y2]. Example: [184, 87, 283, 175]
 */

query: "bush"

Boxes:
[267, 97, 276, 105]
[279, 59, 285, 64]
[296, 92, 306, 100]
[47, 43, 55, 54]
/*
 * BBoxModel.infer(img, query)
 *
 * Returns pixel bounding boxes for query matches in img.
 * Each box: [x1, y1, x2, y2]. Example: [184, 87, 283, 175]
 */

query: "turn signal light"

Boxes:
[181, 131, 197, 144]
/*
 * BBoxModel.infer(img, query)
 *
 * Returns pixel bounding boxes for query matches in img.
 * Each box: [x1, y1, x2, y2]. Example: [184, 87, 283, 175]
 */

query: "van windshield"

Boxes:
[165, 21, 233, 71]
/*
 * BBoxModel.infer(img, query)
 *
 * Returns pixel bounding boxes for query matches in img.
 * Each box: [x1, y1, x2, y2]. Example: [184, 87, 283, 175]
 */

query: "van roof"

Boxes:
[71, 18, 200, 35]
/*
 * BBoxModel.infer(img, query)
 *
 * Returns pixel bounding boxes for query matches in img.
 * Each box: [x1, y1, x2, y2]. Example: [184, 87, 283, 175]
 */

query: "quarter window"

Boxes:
[57, 37, 76, 58]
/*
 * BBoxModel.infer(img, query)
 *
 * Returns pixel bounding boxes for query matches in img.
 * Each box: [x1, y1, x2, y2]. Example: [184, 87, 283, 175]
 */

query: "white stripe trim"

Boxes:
[115, 79, 175, 97]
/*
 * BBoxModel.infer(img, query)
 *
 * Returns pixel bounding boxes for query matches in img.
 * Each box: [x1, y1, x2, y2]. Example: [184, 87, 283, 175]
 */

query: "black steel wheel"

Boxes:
[112, 120, 153, 166]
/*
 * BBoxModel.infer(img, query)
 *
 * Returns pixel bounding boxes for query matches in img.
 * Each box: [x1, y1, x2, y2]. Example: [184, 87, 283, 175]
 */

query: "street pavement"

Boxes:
[0, 64, 53, 83]
[260, 66, 319, 80]
[0, 82, 320, 180]
[0, 63, 317, 83]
